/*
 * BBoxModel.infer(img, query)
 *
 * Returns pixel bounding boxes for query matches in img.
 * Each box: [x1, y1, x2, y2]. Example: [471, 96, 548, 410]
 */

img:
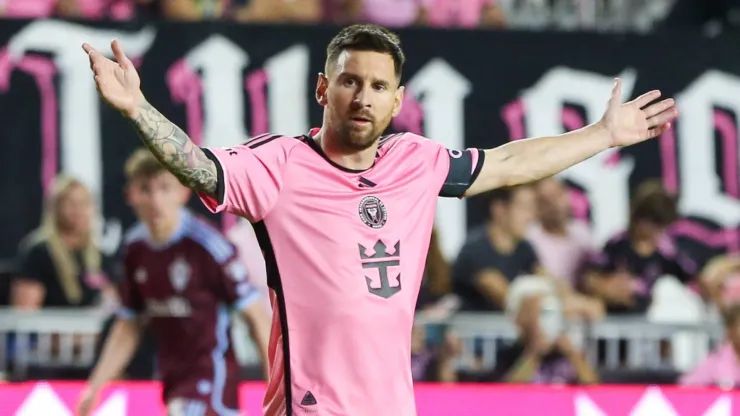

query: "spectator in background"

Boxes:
[680, 302, 740, 388]
[699, 254, 740, 309]
[236, 0, 322, 23]
[135, 0, 223, 20]
[490, 283, 598, 384]
[417, 228, 454, 310]
[12, 176, 115, 310]
[0, 0, 59, 17]
[452, 185, 539, 312]
[57, 0, 135, 19]
[583, 180, 698, 315]
[138, 0, 321, 22]
[528, 177, 592, 288]
[427, 0, 506, 29]
[1, 0, 134, 19]
[410, 322, 460, 382]
[331, 0, 428, 27]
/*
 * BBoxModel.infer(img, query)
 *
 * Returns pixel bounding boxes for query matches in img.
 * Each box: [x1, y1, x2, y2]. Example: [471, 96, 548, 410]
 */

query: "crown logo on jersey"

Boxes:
[358, 240, 400, 260]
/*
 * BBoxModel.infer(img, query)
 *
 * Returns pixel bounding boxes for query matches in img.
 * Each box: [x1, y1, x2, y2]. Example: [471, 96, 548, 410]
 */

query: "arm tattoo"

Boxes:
[129, 102, 218, 196]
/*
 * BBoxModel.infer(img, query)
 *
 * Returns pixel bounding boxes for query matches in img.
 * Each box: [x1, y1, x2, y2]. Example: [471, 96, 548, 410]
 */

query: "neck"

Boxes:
[60, 231, 87, 249]
[314, 126, 378, 171]
[630, 230, 656, 256]
[487, 223, 516, 253]
[541, 219, 567, 236]
[148, 211, 182, 245]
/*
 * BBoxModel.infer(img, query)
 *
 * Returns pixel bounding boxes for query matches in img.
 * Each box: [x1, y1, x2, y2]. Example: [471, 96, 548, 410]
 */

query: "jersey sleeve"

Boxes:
[199, 135, 292, 222]
[421, 136, 485, 198]
[116, 246, 145, 320]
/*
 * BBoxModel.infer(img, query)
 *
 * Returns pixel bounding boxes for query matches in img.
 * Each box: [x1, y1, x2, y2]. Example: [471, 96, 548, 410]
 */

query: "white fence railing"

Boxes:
[0, 308, 725, 381]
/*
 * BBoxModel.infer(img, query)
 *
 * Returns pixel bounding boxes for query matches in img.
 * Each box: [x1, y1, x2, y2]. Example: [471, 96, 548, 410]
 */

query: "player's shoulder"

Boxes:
[380, 131, 429, 146]
[378, 132, 443, 155]
[181, 213, 236, 264]
[18, 230, 48, 256]
[461, 225, 489, 249]
[604, 231, 630, 249]
[123, 222, 148, 247]
[240, 132, 304, 152]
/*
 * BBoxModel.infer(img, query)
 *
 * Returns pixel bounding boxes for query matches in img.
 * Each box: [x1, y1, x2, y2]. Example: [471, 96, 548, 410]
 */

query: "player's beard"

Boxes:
[336, 117, 392, 152]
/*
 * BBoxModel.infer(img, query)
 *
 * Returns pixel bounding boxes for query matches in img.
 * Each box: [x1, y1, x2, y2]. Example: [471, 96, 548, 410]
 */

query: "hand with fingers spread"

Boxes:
[82, 39, 144, 119]
[601, 78, 678, 148]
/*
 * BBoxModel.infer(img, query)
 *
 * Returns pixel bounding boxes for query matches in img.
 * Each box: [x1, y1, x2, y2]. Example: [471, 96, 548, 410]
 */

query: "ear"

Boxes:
[316, 73, 329, 106]
[392, 85, 405, 118]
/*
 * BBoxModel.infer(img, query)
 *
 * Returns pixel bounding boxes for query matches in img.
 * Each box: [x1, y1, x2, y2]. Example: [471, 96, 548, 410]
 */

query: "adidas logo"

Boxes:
[358, 177, 376, 188]
[301, 391, 317, 406]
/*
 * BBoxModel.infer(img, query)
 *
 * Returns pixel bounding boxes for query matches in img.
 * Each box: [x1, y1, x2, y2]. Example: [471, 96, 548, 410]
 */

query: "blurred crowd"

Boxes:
[6, 171, 740, 388]
[5, 0, 740, 33]
[0, 0, 506, 29]
[410, 177, 740, 387]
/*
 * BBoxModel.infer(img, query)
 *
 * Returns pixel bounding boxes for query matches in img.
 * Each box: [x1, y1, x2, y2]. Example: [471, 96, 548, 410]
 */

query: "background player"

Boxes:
[82, 24, 677, 416]
[78, 149, 271, 416]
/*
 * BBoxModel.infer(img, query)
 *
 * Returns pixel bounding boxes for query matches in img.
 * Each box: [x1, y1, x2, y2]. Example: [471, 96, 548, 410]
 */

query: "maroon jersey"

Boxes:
[116, 209, 260, 414]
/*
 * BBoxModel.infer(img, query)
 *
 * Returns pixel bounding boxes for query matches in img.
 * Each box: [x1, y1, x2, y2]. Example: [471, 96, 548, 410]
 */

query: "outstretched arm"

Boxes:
[464, 79, 677, 197]
[82, 40, 217, 197]
[129, 102, 218, 196]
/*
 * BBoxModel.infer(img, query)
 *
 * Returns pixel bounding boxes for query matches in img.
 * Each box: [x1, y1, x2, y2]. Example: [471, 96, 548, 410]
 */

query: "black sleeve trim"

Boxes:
[202, 148, 226, 206]
[439, 149, 485, 198]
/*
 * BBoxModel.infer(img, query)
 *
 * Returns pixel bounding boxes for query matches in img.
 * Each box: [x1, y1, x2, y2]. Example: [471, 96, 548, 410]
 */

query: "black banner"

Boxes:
[0, 19, 738, 263]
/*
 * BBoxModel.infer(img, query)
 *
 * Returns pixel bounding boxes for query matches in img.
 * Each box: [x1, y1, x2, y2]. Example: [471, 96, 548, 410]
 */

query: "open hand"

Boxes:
[601, 78, 678, 148]
[82, 40, 144, 119]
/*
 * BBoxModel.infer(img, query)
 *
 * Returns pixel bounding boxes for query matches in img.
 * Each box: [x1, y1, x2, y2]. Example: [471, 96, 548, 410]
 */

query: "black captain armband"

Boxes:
[202, 148, 226, 205]
[439, 149, 485, 198]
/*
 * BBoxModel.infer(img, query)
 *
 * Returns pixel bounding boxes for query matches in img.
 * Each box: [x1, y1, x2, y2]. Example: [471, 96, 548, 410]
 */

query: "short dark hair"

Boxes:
[325, 24, 405, 80]
[485, 185, 530, 206]
[484, 185, 531, 220]
[124, 148, 166, 182]
[630, 179, 678, 227]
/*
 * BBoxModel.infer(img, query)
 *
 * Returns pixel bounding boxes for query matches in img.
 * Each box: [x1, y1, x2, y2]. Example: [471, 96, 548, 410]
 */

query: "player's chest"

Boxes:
[281, 157, 436, 231]
[130, 250, 208, 298]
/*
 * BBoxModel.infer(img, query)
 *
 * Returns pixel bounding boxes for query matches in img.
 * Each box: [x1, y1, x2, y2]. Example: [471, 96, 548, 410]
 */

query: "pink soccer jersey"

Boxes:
[199, 130, 484, 416]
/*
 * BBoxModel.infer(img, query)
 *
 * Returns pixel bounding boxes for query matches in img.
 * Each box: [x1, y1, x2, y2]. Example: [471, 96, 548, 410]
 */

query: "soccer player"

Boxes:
[82, 24, 677, 415]
[77, 150, 271, 416]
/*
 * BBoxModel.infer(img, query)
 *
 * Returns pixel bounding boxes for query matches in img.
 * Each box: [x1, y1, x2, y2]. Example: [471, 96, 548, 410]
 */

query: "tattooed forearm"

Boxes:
[129, 102, 218, 196]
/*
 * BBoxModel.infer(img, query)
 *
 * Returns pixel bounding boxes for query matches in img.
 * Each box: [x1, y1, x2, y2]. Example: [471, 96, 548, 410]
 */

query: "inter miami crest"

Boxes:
[358, 196, 387, 229]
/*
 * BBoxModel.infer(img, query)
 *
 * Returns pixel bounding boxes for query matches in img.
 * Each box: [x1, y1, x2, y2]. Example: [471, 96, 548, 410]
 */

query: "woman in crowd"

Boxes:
[12, 176, 115, 310]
